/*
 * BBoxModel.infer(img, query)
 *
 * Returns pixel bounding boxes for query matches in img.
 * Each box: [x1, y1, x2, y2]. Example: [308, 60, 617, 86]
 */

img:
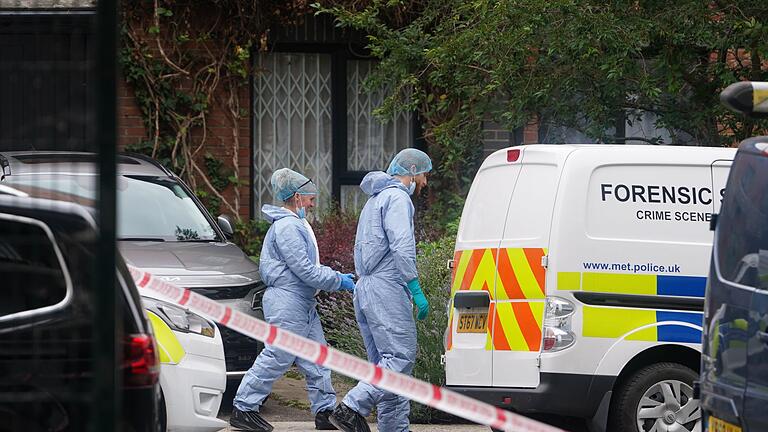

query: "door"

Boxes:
[703, 149, 760, 426]
[445, 153, 522, 386]
[492, 162, 559, 388]
[739, 149, 768, 431]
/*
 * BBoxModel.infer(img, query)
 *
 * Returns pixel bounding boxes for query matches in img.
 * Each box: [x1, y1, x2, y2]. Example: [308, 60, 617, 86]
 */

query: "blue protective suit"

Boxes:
[234, 205, 341, 415]
[342, 171, 418, 432]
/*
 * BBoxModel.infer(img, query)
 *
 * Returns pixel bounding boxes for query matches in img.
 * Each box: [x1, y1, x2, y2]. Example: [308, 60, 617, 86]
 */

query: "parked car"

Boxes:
[0, 151, 265, 422]
[0, 194, 162, 432]
[141, 293, 227, 432]
[700, 82, 768, 432]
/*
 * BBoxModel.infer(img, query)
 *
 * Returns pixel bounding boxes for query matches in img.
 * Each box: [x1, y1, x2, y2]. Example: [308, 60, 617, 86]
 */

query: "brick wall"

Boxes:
[481, 119, 539, 158]
[117, 77, 252, 220]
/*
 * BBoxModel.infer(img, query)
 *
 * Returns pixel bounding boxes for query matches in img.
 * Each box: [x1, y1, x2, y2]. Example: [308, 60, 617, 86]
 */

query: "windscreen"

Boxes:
[4, 174, 218, 241]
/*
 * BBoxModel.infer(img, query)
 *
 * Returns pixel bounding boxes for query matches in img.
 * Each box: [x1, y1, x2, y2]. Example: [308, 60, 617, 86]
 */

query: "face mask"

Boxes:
[295, 195, 307, 219]
[407, 177, 416, 196]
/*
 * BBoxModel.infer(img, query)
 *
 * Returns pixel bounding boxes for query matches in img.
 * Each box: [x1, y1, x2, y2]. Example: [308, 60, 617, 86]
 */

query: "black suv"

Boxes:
[0, 151, 266, 380]
[0, 195, 161, 431]
[701, 82, 768, 432]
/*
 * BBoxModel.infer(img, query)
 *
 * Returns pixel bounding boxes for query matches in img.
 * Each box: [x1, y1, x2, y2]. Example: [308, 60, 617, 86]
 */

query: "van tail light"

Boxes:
[542, 297, 576, 352]
[507, 148, 521, 163]
[123, 334, 160, 388]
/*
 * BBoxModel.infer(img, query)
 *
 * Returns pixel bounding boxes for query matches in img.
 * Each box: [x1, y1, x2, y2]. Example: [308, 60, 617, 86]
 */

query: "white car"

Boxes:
[142, 293, 227, 432]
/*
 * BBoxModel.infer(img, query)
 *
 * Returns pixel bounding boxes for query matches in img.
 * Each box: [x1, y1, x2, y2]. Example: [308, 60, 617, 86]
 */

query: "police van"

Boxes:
[444, 144, 736, 432]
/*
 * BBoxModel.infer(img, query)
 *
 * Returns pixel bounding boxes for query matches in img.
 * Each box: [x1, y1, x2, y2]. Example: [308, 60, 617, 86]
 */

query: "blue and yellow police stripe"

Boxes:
[557, 272, 706, 298]
[558, 271, 705, 343]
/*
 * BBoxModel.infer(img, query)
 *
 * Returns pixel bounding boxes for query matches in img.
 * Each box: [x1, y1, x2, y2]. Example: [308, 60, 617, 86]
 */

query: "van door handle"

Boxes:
[758, 331, 768, 344]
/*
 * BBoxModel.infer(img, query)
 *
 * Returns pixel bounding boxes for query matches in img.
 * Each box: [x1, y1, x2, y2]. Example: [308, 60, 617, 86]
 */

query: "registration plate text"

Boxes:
[457, 312, 488, 333]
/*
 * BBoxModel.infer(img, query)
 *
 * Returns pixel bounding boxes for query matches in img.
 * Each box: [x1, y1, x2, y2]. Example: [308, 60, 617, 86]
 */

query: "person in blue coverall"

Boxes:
[329, 149, 433, 432]
[231, 168, 356, 432]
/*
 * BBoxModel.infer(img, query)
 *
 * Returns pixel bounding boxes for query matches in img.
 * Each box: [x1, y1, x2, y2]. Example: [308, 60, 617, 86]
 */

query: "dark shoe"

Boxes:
[229, 408, 274, 432]
[328, 403, 370, 432]
[315, 409, 338, 430]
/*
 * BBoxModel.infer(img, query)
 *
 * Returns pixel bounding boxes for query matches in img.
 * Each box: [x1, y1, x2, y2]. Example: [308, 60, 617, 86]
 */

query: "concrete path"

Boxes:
[220, 422, 489, 431]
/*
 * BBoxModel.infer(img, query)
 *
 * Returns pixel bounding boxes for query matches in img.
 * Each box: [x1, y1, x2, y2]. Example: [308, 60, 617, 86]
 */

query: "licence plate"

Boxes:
[709, 416, 742, 432]
[457, 312, 488, 333]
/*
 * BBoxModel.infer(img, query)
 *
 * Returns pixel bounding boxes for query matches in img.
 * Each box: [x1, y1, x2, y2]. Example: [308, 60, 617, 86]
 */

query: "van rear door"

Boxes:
[446, 149, 522, 387]
[492, 152, 561, 388]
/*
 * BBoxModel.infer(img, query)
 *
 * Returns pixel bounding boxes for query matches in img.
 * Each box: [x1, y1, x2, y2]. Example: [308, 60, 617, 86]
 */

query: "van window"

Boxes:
[0, 216, 68, 318]
[716, 153, 768, 289]
[503, 164, 558, 240]
[587, 165, 716, 244]
[459, 164, 520, 243]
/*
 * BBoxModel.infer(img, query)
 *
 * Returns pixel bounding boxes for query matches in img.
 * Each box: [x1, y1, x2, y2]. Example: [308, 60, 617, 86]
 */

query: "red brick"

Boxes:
[123, 127, 148, 137]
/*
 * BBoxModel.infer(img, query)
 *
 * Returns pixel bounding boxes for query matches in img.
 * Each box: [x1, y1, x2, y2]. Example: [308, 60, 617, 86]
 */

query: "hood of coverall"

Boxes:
[261, 204, 298, 224]
[360, 171, 407, 196]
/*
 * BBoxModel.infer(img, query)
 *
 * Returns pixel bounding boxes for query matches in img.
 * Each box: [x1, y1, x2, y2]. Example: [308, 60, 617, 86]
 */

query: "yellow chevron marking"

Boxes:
[451, 249, 473, 294]
[508, 248, 545, 299]
[496, 303, 529, 351]
[473, 249, 498, 297]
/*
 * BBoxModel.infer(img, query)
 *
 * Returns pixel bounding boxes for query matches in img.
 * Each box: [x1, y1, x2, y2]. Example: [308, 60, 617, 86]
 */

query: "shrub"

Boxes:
[314, 207, 366, 359]
[410, 228, 457, 423]
[233, 218, 271, 261]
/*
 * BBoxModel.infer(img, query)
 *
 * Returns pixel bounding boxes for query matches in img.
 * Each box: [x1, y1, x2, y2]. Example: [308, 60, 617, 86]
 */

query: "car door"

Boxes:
[492, 159, 559, 388]
[739, 148, 768, 432]
[446, 153, 522, 386]
[703, 146, 762, 428]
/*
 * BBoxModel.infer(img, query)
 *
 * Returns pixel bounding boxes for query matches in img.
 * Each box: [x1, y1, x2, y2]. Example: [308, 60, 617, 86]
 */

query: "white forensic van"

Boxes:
[444, 144, 735, 432]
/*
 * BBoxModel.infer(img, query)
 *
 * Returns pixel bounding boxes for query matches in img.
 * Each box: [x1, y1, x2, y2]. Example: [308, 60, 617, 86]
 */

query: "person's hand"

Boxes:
[339, 273, 356, 292]
[407, 279, 429, 320]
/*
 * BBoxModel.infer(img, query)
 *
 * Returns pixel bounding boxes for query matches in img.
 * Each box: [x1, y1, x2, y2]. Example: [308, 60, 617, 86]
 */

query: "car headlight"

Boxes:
[142, 296, 216, 338]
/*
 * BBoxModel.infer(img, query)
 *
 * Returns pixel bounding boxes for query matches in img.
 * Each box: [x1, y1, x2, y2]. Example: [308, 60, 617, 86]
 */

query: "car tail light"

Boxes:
[542, 297, 576, 352]
[507, 148, 521, 163]
[123, 334, 160, 388]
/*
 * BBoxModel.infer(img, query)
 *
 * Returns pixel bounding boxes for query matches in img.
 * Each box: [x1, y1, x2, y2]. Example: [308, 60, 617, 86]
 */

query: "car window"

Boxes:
[717, 151, 768, 289]
[0, 215, 69, 318]
[118, 175, 218, 241]
[3, 174, 219, 241]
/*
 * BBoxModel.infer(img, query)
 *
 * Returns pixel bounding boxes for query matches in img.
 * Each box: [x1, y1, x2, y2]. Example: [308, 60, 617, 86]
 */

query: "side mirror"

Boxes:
[720, 81, 768, 118]
[217, 215, 234, 239]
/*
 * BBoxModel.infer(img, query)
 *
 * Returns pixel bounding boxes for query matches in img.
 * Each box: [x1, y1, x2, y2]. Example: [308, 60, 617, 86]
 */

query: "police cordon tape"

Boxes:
[128, 266, 563, 432]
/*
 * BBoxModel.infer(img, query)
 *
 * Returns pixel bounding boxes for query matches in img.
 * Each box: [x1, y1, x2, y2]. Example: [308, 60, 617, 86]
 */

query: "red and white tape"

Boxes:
[129, 266, 563, 432]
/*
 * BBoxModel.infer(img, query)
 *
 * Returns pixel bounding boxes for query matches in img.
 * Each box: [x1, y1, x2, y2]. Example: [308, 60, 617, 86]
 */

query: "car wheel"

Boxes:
[609, 362, 701, 432]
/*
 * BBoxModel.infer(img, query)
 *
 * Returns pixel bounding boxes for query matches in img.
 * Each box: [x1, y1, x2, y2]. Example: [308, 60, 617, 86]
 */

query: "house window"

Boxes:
[252, 52, 333, 210]
[252, 50, 415, 214]
[343, 59, 412, 209]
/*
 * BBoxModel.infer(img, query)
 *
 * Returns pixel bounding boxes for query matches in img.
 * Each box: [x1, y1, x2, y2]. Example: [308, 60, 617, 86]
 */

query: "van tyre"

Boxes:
[608, 362, 700, 432]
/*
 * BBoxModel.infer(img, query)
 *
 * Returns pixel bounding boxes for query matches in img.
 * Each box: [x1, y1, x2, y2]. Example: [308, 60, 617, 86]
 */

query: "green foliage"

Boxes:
[410, 227, 457, 423]
[121, 1, 316, 218]
[317, 0, 768, 147]
[233, 218, 271, 261]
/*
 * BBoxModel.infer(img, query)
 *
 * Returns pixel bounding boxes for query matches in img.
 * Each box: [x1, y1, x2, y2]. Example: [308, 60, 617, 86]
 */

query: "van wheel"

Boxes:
[609, 362, 700, 432]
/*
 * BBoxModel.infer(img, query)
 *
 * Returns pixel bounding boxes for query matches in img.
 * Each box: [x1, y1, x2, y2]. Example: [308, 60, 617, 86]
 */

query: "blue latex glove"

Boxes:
[339, 273, 356, 292]
[407, 279, 429, 320]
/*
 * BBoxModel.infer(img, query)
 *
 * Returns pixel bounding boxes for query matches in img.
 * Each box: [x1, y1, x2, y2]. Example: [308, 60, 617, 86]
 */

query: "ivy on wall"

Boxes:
[120, 0, 313, 218]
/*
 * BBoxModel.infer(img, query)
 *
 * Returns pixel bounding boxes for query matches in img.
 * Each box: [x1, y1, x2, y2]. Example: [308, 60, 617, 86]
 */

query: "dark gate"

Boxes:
[0, 13, 93, 151]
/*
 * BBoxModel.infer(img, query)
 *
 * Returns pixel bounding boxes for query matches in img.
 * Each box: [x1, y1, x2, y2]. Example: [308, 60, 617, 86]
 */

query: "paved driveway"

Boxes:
[221, 422, 489, 431]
